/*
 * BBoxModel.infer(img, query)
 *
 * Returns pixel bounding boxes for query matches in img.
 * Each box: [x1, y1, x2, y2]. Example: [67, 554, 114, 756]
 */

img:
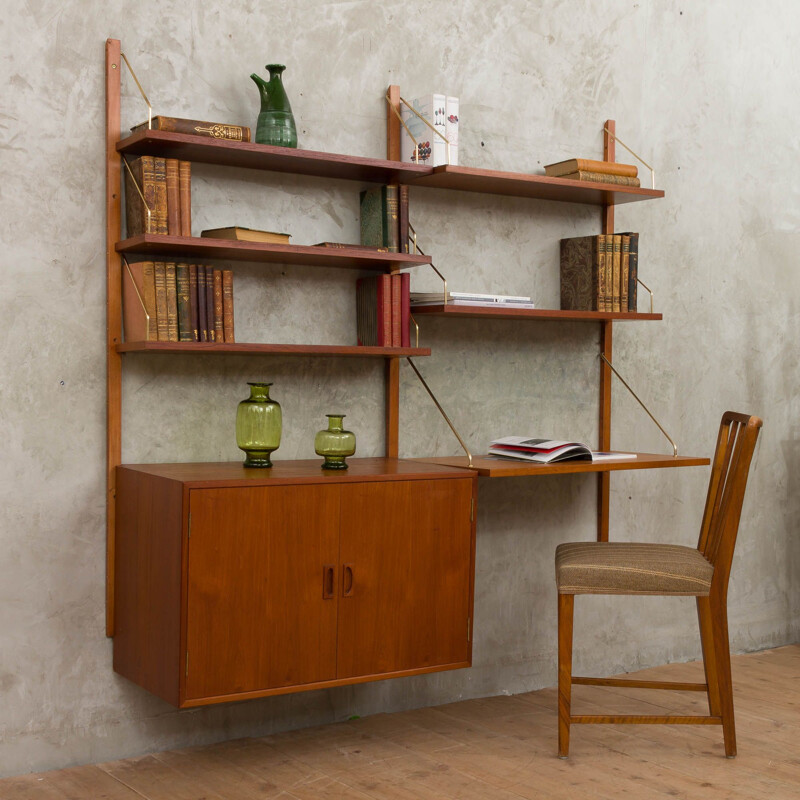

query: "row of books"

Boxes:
[543, 158, 640, 187]
[359, 186, 409, 254]
[560, 233, 640, 313]
[356, 274, 411, 347]
[123, 261, 235, 343]
[125, 156, 192, 237]
[400, 94, 459, 167]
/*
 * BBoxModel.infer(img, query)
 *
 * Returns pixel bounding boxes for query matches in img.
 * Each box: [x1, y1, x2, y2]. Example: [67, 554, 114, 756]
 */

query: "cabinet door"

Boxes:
[184, 485, 339, 701]
[337, 478, 474, 679]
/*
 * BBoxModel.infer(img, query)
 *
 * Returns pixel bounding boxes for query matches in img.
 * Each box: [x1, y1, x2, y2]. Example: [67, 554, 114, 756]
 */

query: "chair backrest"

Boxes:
[697, 412, 762, 593]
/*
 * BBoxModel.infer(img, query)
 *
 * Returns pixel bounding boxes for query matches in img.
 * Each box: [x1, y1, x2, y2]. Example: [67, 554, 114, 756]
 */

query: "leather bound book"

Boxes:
[176, 263, 193, 341]
[131, 116, 251, 142]
[178, 161, 192, 236]
[544, 158, 638, 178]
[596, 234, 607, 313]
[359, 187, 384, 248]
[603, 236, 614, 312]
[385, 185, 399, 253]
[213, 269, 224, 343]
[165, 159, 180, 235]
[557, 171, 641, 187]
[400, 272, 411, 347]
[153, 158, 169, 234]
[205, 266, 216, 342]
[355, 275, 392, 346]
[391, 273, 401, 346]
[154, 262, 169, 341]
[124, 156, 157, 237]
[197, 265, 208, 342]
[122, 260, 157, 341]
[222, 269, 235, 343]
[559, 235, 602, 311]
[611, 235, 622, 313]
[188, 264, 199, 341]
[398, 185, 409, 253]
[620, 236, 630, 314]
[165, 262, 179, 341]
[621, 232, 639, 312]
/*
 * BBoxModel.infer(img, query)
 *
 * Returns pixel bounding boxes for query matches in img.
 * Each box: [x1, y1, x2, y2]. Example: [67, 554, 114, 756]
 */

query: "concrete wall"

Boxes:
[1, 0, 797, 777]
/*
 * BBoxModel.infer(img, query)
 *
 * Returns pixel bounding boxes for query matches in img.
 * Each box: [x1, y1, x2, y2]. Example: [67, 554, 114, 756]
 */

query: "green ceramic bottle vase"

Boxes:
[314, 414, 356, 470]
[250, 64, 298, 148]
[236, 382, 282, 467]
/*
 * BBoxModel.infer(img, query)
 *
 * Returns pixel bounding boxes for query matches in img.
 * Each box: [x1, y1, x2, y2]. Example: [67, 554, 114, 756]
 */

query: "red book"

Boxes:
[391, 274, 401, 346]
[213, 269, 224, 343]
[400, 272, 411, 347]
[205, 266, 216, 342]
[178, 161, 192, 236]
[222, 269, 235, 343]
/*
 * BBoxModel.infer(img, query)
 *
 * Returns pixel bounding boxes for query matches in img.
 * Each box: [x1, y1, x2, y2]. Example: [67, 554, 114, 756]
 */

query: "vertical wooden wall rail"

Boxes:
[597, 120, 616, 542]
[384, 85, 402, 458]
[106, 38, 123, 635]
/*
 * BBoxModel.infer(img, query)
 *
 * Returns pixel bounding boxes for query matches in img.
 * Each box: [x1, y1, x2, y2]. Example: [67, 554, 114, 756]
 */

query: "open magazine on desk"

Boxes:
[488, 437, 637, 464]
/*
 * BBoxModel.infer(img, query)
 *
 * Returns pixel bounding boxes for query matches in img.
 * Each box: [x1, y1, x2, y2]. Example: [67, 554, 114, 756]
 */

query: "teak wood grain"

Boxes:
[116, 341, 431, 357]
[410, 305, 661, 322]
[336, 479, 475, 678]
[117, 128, 431, 183]
[116, 234, 432, 271]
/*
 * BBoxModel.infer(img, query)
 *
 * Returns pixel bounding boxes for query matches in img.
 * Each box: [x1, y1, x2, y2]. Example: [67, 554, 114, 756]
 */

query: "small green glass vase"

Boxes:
[314, 414, 356, 470]
[250, 64, 298, 148]
[236, 382, 282, 467]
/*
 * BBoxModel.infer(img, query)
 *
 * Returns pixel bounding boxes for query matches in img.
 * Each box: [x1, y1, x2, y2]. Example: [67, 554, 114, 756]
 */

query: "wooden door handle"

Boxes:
[322, 565, 335, 599]
[342, 563, 354, 597]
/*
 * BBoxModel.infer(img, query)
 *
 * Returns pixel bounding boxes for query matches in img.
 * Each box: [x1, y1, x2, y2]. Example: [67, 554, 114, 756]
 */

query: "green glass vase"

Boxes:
[314, 414, 356, 470]
[236, 382, 282, 467]
[250, 64, 298, 148]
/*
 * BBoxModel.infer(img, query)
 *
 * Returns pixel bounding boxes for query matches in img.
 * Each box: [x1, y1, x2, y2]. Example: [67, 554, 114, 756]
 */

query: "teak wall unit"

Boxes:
[105, 41, 708, 704]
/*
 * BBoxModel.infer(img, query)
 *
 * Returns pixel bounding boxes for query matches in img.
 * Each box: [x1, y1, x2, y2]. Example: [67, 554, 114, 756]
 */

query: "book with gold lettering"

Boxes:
[131, 116, 251, 142]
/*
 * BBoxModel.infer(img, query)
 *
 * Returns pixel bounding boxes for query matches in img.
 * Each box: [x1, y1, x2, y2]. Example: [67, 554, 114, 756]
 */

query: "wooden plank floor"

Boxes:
[3, 645, 798, 799]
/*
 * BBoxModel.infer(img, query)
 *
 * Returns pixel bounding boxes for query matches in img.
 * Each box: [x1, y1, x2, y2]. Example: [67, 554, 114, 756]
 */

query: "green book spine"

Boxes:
[176, 263, 193, 341]
[360, 187, 384, 248]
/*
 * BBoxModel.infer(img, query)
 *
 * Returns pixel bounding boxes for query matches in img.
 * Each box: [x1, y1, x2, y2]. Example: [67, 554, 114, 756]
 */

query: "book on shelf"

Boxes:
[411, 291, 533, 305]
[621, 231, 639, 312]
[391, 274, 401, 346]
[204, 265, 215, 341]
[400, 272, 411, 347]
[165, 262, 179, 341]
[314, 242, 389, 252]
[359, 186, 399, 252]
[398, 185, 409, 253]
[356, 275, 392, 347]
[154, 262, 169, 340]
[213, 269, 225, 343]
[176, 263, 193, 342]
[543, 158, 638, 179]
[131, 116, 251, 142]
[400, 94, 449, 166]
[122, 260, 157, 341]
[125, 156, 191, 237]
[188, 264, 199, 341]
[560, 234, 639, 313]
[201, 226, 290, 244]
[222, 269, 235, 343]
[197, 265, 209, 341]
[488, 437, 636, 464]
[557, 170, 640, 187]
[445, 96, 459, 166]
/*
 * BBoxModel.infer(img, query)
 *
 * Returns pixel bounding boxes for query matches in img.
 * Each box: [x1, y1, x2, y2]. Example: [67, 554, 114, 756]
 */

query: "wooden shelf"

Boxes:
[117, 130, 432, 184]
[116, 235, 431, 271]
[116, 342, 431, 357]
[410, 165, 664, 205]
[411, 452, 709, 477]
[410, 305, 662, 322]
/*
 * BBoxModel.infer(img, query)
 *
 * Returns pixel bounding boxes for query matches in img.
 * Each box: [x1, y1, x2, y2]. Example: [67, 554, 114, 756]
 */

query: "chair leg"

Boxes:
[709, 593, 737, 757]
[558, 593, 574, 758]
[696, 595, 721, 716]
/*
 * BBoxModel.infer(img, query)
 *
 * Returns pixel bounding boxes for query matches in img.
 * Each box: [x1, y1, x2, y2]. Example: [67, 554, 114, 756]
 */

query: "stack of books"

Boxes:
[123, 261, 235, 344]
[411, 291, 534, 309]
[131, 115, 250, 142]
[489, 437, 635, 464]
[201, 227, 290, 244]
[560, 234, 640, 313]
[359, 185, 410, 254]
[400, 94, 459, 167]
[356, 274, 411, 348]
[125, 156, 192, 237]
[543, 158, 640, 187]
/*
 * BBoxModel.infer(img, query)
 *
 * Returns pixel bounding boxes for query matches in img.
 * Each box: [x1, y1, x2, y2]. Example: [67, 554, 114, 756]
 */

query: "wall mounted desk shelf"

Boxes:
[116, 342, 431, 357]
[410, 306, 662, 322]
[117, 129, 432, 184]
[412, 453, 710, 478]
[117, 235, 431, 272]
[409, 165, 664, 205]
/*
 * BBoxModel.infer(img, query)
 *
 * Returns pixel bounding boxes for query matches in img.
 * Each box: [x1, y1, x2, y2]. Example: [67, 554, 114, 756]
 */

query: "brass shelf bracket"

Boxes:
[120, 50, 153, 128]
[406, 357, 473, 467]
[599, 354, 678, 456]
[636, 277, 655, 314]
[602, 126, 655, 190]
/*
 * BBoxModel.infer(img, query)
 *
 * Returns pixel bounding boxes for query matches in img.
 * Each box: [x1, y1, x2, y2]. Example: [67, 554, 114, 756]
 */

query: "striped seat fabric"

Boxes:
[555, 542, 714, 596]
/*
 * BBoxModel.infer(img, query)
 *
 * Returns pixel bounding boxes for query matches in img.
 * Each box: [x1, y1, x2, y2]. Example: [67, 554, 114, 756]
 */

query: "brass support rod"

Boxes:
[599, 354, 678, 456]
[120, 51, 153, 128]
[603, 126, 655, 189]
[636, 277, 655, 314]
[406, 358, 473, 467]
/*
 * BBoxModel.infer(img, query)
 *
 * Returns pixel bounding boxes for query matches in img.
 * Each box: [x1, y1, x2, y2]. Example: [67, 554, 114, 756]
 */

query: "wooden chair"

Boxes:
[555, 412, 762, 758]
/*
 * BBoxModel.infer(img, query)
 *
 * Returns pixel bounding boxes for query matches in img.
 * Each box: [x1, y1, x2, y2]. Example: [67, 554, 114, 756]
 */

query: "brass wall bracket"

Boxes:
[406, 357, 473, 467]
[120, 51, 153, 129]
[636, 277, 655, 314]
[602, 126, 655, 190]
[599, 354, 678, 456]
